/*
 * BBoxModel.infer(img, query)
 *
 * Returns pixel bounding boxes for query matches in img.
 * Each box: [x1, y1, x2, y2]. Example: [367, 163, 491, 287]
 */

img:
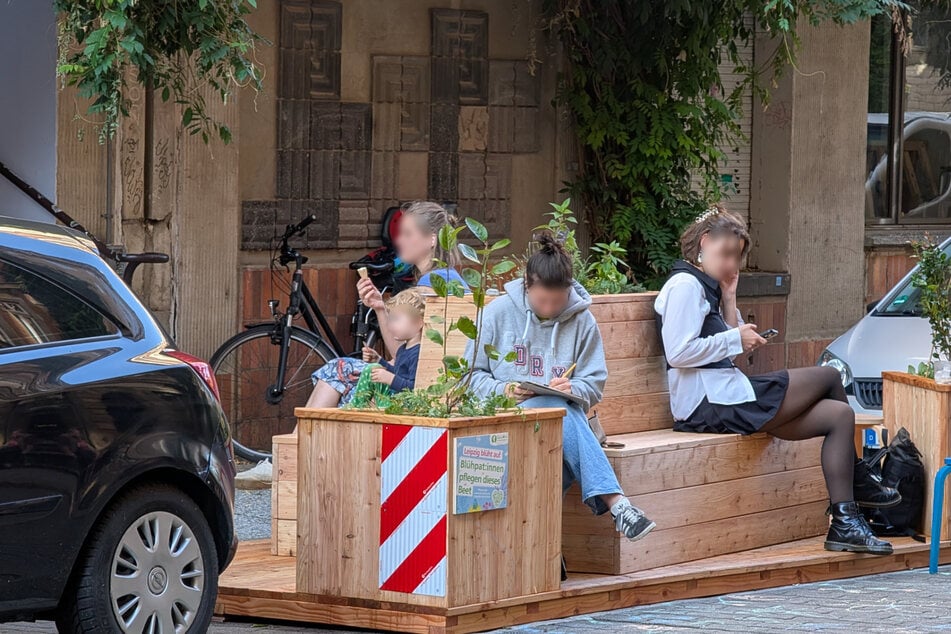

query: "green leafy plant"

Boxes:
[584, 242, 638, 295]
[541, 0, 907, 287]
[908, 360, 935, 379]
[909, 238, 951, 376]
[353, 218, 518, 418]
[529, 199, 642, 295]
[56, 0, 264, 143]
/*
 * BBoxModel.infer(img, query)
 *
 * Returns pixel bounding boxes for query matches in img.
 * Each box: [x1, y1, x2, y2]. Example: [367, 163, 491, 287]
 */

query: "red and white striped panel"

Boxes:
[378, 424, 448, 596]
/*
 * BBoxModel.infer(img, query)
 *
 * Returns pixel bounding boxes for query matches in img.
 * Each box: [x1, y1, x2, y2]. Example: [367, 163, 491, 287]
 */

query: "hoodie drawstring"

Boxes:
[520, 308, 532, 343]
[550, 321, 560, 356]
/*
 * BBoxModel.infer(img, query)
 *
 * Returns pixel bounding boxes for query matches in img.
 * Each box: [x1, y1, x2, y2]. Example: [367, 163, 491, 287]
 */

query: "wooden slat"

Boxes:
[275, 480, 297, 520]
[274, 433, 297, 481]
[273, 519, 297, 557]
[563, 466, 826, 534]
[600, 429, 742, 457]
[564, 501, 829, 574]
[592, 392, 673, 435]
[610, 434, 824, 494]
[294, 406, 564, 430]
[215, 594, 443, 634]
[883, 370, 951, 392]
[598, 320, 663, 360]
[602, 357, 668, 398]
[589, 293, 658, 321]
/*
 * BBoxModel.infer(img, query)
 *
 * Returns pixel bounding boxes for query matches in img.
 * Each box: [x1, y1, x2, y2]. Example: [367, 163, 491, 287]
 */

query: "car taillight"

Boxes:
[166, 350, 221, 401]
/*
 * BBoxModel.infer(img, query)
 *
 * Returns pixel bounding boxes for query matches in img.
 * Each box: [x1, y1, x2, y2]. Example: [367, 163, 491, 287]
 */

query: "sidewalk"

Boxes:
[10, 489, 951, 632]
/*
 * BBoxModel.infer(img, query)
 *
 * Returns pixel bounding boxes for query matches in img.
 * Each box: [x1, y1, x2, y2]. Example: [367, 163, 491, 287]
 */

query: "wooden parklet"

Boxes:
[214, 291, 943, 632]
[294, 407, 563, 608]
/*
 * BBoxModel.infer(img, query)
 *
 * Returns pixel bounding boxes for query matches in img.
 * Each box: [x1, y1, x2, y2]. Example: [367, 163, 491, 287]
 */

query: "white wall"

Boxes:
[0, 0, 57, 222]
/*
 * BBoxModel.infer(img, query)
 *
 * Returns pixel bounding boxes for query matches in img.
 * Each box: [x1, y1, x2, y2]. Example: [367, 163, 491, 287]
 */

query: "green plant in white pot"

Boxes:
[909, 239, 951, 383]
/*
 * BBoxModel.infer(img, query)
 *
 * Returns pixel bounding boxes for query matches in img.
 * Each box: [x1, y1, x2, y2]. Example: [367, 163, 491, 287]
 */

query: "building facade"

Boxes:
[35, 1, 937, 370]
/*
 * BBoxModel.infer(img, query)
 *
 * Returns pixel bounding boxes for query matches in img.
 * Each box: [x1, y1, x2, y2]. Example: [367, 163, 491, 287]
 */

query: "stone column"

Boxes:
[750, 19, 870, 361]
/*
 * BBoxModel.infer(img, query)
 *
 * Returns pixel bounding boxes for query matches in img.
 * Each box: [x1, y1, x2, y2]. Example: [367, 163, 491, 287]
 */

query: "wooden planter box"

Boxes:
[882, 371, 951, 537]
[294, 406, 564, 609]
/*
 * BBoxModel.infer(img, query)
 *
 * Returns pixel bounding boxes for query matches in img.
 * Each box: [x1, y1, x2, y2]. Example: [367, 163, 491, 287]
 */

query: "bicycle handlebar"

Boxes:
[281, 214, 318, 241]
[117, 252, 170, 264]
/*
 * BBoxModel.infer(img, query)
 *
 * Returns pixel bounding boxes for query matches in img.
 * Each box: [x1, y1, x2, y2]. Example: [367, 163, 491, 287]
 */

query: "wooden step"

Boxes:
[271, 433, 297, 556]
[562, 430, 827, 574]
[217, 537, 950, 634]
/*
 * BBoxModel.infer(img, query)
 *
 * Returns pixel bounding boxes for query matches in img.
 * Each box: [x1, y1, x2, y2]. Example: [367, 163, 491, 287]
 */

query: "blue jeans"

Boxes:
[522, 395, 622, 515]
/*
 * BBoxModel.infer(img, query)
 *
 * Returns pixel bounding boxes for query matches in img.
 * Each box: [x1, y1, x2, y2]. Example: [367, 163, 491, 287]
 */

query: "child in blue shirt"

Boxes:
[363, 288, 424, 393]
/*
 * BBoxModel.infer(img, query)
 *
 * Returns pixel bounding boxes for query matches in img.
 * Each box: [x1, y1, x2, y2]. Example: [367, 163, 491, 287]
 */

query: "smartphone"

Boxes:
[758, 328, 779, 339]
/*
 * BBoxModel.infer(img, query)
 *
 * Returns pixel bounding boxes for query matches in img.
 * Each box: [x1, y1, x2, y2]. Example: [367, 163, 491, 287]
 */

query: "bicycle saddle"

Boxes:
[349, 261, 393, 272]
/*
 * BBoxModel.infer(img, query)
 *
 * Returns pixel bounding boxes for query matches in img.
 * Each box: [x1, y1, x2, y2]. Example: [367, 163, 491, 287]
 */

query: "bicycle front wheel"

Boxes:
[211, 325, 335, 462]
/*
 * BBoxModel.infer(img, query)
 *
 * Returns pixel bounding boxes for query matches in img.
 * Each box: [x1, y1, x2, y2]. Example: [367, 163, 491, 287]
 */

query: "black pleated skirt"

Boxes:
[674, 370, 790, 436]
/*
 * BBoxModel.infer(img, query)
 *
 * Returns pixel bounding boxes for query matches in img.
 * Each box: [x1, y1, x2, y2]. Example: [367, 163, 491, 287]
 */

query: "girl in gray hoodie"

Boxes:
[468, 234, 655, 542]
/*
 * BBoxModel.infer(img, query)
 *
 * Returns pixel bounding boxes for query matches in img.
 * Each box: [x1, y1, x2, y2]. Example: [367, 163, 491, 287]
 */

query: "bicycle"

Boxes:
[210, 214, 394, 462]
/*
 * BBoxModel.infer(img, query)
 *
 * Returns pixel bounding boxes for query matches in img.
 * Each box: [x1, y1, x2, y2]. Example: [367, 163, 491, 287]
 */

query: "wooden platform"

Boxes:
[216, 537, 951, 633]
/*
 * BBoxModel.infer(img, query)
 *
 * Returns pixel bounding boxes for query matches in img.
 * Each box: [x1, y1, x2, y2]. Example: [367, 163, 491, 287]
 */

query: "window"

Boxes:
[866, 3, 951, 224]
[0, 261, 118, 349]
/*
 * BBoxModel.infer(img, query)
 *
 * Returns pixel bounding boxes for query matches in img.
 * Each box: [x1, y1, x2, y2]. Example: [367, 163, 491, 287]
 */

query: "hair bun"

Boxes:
[535, 231, 565, 256]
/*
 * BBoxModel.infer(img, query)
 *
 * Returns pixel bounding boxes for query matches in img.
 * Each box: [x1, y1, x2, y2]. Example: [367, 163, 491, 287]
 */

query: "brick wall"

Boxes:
[241, 265, 358, 352]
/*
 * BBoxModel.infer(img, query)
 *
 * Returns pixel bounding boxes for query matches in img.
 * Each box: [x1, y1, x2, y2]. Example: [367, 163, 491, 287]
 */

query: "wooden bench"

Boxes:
[273, 292, 871, 573]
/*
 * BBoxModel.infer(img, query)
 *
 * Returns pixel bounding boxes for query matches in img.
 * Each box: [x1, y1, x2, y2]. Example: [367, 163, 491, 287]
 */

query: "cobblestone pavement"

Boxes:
[10, 488, 951, 632]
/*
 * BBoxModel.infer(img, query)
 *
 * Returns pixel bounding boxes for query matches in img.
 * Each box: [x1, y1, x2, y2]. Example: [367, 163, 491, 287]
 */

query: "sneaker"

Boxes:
[611, 499, 656, 542]
[235, 459, 272, 490]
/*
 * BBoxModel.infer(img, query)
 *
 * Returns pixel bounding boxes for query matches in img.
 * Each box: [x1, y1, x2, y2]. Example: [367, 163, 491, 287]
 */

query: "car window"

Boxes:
[0, 260, 119, 348]
[877, 241, 951, 315]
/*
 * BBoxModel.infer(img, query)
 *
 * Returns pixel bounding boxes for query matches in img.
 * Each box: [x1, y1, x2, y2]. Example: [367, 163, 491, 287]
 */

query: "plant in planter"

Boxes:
[908, 238, 951, 382]
[296, 218, 566, 604]
[346, 217, 519, 417]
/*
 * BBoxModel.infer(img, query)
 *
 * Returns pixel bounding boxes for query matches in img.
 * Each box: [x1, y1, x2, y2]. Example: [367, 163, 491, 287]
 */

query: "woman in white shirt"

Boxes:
[654, 207, 899, 555]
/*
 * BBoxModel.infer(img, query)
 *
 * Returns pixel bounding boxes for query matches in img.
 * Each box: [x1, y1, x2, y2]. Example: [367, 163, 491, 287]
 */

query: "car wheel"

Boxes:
[56, 484, 218, 634]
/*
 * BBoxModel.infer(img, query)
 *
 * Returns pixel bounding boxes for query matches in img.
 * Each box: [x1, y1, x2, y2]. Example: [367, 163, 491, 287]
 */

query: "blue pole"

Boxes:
[930, 460, 951, 573]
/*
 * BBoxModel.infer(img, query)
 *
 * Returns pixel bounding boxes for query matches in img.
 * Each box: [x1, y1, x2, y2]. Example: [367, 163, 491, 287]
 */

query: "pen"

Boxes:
[563, 362, 577, 378]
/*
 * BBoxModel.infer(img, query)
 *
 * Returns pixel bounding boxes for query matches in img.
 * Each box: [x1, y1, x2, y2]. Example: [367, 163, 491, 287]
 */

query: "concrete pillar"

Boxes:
[750, 20, 870, 345]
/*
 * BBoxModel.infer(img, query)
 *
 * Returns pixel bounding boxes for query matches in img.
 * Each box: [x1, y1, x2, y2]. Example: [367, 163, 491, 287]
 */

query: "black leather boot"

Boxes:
[854, 460, 901, 508]
[824, 501, 893, 555]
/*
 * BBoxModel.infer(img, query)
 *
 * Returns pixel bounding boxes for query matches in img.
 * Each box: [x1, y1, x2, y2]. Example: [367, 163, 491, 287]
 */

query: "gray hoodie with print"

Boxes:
[466, 278, 607, 411]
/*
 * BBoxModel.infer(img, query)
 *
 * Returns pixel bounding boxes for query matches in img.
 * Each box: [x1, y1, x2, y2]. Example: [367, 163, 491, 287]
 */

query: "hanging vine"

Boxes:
[56, 0, 264, 143]
[542, 0, 908, 287]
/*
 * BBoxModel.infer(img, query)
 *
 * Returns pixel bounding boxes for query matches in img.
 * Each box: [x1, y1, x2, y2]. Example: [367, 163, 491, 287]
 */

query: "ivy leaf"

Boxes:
[484, 343, 501, 360]
[503, 351, 517, 362]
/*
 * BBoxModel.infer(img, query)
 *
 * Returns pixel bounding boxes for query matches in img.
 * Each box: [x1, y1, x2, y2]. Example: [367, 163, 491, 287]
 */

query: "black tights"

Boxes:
[759, 366, 856, 504]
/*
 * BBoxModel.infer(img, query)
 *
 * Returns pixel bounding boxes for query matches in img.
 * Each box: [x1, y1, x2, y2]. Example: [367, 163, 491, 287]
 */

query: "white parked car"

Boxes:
[818, 237, 951, 414]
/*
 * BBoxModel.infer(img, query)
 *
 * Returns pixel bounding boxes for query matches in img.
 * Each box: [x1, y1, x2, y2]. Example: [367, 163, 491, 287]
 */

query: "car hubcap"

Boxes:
[110, 511, 205, 633]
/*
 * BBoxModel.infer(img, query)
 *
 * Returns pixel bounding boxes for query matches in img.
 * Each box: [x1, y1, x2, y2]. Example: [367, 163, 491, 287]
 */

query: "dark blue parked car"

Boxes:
[0, 217, 236, 632]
